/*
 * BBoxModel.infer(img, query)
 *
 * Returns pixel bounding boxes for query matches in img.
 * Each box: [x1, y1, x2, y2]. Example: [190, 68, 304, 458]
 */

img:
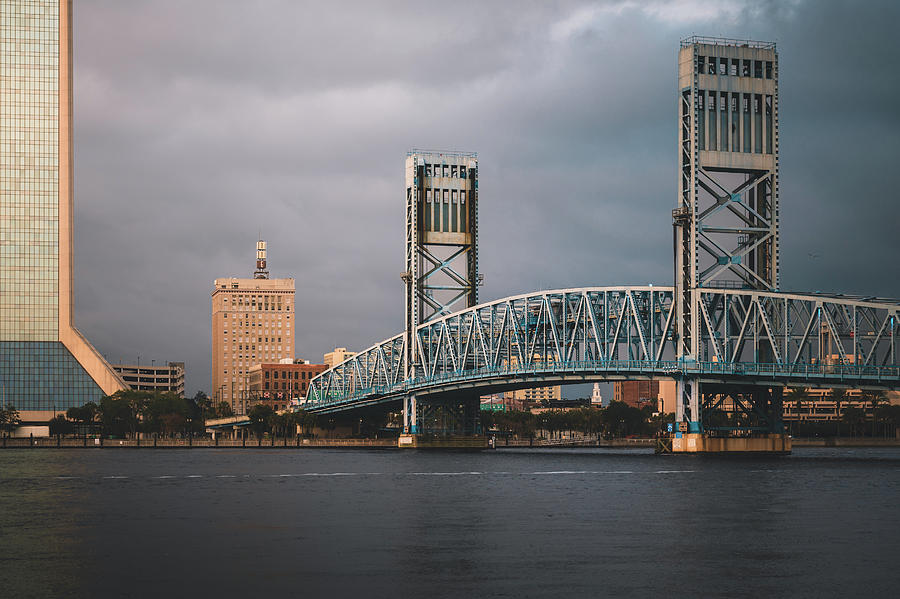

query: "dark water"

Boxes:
[1, 447, 899, 598]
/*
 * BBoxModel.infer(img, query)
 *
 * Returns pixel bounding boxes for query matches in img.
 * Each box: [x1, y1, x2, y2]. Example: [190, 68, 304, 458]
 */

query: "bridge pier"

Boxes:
[398, 393, 486, 448]
[672, 380, 790, 454]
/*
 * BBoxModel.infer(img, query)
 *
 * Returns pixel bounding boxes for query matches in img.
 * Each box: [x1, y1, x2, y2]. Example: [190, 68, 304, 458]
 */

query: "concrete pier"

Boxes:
[671, 433, 791, 454]
[398, 435, 488, 449]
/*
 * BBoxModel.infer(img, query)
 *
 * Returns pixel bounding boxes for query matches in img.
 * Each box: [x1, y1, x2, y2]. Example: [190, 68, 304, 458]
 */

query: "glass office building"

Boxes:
[0, 0, 124, 421]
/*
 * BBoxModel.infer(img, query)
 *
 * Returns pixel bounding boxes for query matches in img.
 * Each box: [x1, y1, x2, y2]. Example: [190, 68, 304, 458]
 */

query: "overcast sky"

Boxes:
[70, 0, 900, 396]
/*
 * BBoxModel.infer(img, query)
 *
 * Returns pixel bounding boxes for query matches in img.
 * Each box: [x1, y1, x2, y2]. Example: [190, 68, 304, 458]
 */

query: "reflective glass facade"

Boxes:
[0, 2, 111, 414]
[0, 341, 104, 409]
[0, 0, 60, 341]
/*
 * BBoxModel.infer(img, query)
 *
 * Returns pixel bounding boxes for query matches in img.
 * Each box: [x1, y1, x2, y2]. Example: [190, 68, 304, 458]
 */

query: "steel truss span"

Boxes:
[305, 287, 899, 414]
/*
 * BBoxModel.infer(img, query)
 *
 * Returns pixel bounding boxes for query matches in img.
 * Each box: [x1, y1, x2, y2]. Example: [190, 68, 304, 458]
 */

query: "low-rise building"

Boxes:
[323, 347, 356, 368]
[248, 360, 328, 412]
[614, 379, 677, 413]
[111, 362, 185, 397]
[783, 388, 900, 423]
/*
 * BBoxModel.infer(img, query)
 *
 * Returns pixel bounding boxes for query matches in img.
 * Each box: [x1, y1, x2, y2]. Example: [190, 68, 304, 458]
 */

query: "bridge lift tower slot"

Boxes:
[403, 150, 480, 435]
[674, 37, 787, 451]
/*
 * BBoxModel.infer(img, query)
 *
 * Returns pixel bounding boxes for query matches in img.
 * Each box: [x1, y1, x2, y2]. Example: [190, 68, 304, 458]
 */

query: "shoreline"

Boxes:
[2, 436, 899, 449]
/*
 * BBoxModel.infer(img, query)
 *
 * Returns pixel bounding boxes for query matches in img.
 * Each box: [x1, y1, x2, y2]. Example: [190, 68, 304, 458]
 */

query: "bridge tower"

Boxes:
[674, 37, 782, 438]
[403, 150, 479, 433]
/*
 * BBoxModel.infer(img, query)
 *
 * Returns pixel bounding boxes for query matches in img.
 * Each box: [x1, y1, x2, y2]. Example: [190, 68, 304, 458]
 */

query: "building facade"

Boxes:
[783, 389, 900, 424]
[111, 362, 185, 397]
[211, 242, 295, 415]
[0, 0, 125, 430]
[614, 380, 677, 413]
[248, 360, 327, 412]
[323, 347, 356, 369]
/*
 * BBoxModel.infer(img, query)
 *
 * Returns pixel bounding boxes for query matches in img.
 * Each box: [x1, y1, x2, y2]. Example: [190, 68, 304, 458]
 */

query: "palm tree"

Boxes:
[862, 390, 886, 438]
[785, 388, 810, 436]
[831, 388, 848, 437]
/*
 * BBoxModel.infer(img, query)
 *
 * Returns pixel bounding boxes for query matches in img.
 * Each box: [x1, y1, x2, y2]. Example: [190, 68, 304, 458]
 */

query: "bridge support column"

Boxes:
[676, 377, 702, 434]
[403, 394, 418, 435]
[670, 382, 791, 454]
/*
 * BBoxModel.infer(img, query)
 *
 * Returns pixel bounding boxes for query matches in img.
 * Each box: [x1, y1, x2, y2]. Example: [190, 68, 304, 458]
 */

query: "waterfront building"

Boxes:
[323, 347, 356, 369]
[247, 359, 327, 412]
[111, 361, 185, 397]
[211, 241, 295, 415]
[0, 0, 126, 433]
[614, 380, 677, 413]
[783, 388, 900, 424]
[498, 354, 561, 407]
[505, 385, 561, 404]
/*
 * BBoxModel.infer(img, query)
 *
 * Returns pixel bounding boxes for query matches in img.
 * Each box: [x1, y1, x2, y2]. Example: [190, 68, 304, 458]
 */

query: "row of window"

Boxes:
[265, 370, 317, 380]
[424, 164, 469, 178]
[697, 56, 773, 79]
[423, 192, 468, 233]
[261, 381, 311, 391]
[694, 91, 774, 154]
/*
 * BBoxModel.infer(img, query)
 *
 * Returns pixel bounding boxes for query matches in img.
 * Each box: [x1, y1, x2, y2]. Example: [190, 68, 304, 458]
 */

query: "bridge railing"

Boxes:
[302, 359, 899, 412]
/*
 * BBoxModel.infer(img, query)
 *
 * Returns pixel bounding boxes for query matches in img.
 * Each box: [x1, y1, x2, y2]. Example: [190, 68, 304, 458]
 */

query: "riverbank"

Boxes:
[3, 436, 897, 449]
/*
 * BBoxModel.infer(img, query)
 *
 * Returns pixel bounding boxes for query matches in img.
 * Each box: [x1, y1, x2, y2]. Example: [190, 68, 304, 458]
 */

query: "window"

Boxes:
[443, 165, 449, 177]
[425, 164, 432, 176]
[442, 190, 450, 232]
[730, 59, 738, 77]
[741, 59, 750, 77]
[743, 94, 751, 153]
[708, 58, 716, 75]
[451, 165, 457, 177]
[720, 92, 728, 151]
[460, 168, 466, 179]
[451, 190, 458, 232]
[718, 57, 727, 76]
[697, 91, 705, 151]
[765, 61, 773, 79]
[697, 56, 705, 74]
[731, 94, 740, 150]
[433, 191, 441, 230]
[754, 60, 763, 79]
[754, 94, 762, 153]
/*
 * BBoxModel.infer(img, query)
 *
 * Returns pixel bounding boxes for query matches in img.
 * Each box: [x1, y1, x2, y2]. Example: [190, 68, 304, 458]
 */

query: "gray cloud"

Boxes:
[70, 0, 900, 395]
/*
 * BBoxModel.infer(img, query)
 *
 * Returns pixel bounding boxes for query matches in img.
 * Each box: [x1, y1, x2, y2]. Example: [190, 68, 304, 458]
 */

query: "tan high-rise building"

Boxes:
[211, 242, 294, 414]
[0, 0, 126, 433]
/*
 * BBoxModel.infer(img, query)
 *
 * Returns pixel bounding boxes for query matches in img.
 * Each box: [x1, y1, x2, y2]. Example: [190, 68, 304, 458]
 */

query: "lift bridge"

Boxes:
[302, 37, 900, 452]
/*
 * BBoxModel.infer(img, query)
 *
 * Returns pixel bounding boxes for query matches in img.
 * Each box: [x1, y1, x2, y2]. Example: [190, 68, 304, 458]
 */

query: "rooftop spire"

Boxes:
[254, 240, 269, 279]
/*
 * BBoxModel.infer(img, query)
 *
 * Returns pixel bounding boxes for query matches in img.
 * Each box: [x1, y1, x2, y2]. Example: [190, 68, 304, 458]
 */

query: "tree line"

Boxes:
[48, 390, 234, 438]
[481, 401, 672, 439]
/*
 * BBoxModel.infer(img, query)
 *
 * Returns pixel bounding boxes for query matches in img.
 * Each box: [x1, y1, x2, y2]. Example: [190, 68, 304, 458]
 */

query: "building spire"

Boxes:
[254, 239, 269, 279]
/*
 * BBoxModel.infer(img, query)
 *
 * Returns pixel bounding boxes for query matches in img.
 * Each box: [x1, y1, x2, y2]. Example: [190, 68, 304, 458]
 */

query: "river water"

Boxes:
[1, 447, 898, 598]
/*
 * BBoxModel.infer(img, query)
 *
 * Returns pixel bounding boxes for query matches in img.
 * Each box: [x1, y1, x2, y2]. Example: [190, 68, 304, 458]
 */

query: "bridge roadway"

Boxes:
[304, 286, 900, 415]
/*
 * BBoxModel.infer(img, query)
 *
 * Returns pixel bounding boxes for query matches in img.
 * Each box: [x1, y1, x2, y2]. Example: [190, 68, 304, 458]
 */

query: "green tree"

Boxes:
[49, 414, 73, 437]
[214, 401, 234, 418]
[247, 404, 275, 438]
[842, 406, 865, 437]
[862, 390, 887, 437]
[144, 392, 190, 437]
[0, 404, 20, 437]
[785, 387, 810, 436]
[99, 391, 142, 438]
[831, 389, 848, 436]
